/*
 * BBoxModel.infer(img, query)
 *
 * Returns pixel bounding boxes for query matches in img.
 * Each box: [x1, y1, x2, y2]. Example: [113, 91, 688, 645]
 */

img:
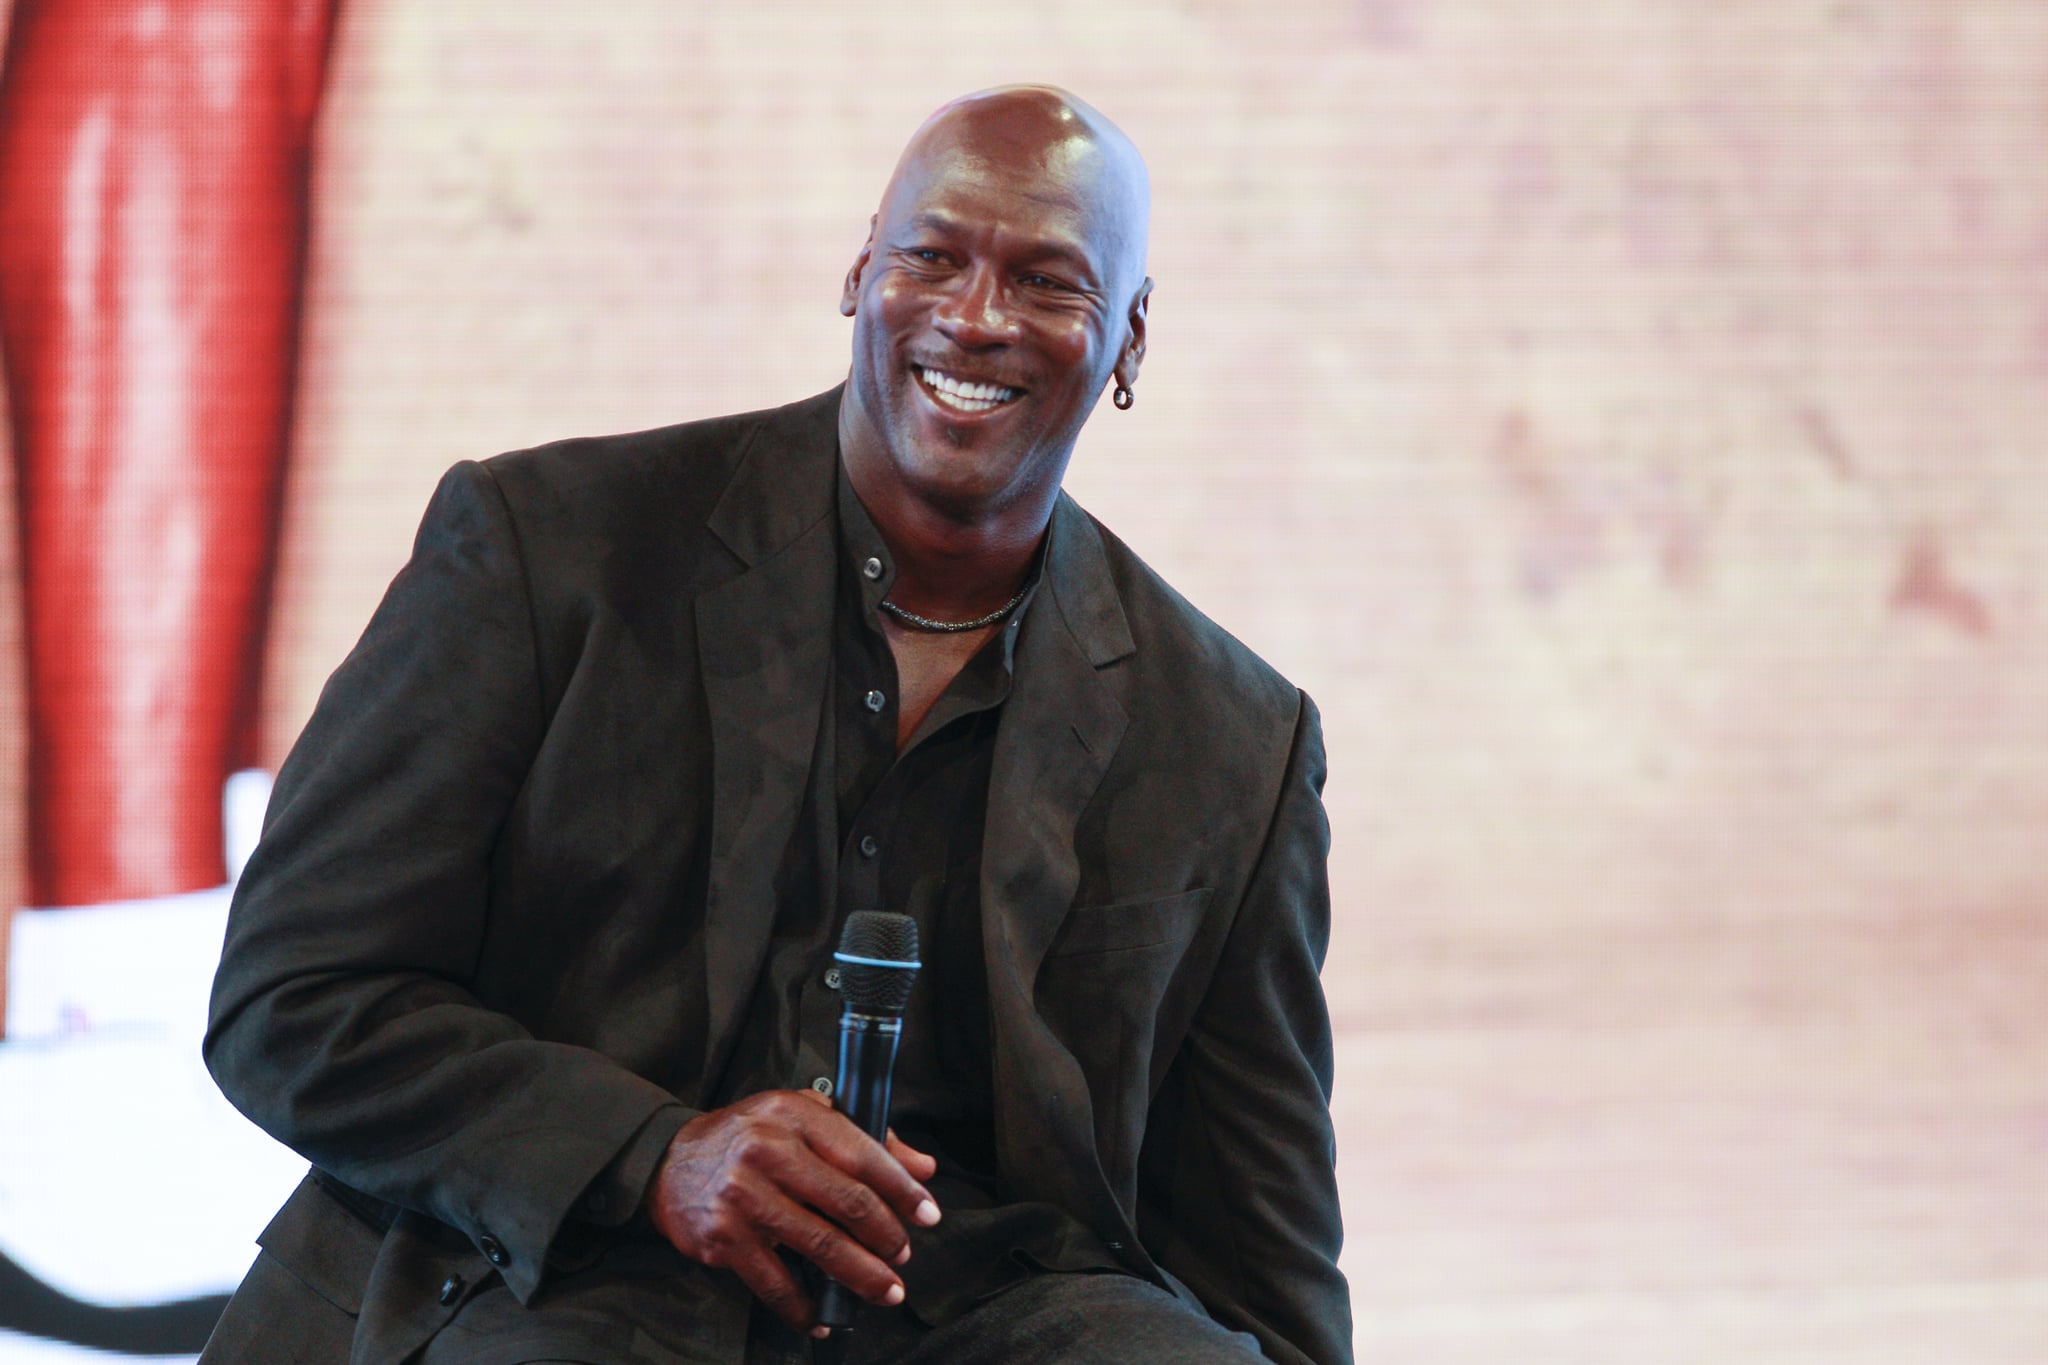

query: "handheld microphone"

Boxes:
[816, 911, 921, 1330]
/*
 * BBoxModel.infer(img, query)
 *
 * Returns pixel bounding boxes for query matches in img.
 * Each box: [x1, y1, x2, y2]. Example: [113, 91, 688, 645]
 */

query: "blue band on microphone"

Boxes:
[833, 952, 920, 970]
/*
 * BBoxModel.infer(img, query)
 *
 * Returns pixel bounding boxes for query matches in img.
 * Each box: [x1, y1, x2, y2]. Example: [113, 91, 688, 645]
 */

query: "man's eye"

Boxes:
[1021, 274, 1069, 291]
[909, 249, 944, 263]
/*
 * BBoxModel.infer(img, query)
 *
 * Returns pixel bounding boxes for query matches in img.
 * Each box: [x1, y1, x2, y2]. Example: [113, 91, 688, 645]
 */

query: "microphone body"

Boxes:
[816, 912, 921, 1331]
[832, 1012, 902, 1145]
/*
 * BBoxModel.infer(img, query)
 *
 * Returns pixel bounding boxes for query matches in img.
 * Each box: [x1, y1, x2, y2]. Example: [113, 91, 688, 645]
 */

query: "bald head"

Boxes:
[879, 85, 1151, 303]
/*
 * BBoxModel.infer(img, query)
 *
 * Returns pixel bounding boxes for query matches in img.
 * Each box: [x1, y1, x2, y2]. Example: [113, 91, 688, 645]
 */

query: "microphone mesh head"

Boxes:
[837, 911, 920, 1017]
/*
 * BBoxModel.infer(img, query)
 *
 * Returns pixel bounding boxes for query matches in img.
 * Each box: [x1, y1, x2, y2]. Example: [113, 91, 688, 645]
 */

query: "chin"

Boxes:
[899, 455, 1012, 516]
[889, 413, 1016, 493]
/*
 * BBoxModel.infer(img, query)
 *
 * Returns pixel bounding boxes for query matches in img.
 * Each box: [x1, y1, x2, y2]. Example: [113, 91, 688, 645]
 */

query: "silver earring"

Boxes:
[1112, 385, 1135, 410]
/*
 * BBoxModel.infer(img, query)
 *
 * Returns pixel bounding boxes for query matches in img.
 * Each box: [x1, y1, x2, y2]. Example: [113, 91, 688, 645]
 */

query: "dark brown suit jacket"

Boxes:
[203, 388, 1349, 1363]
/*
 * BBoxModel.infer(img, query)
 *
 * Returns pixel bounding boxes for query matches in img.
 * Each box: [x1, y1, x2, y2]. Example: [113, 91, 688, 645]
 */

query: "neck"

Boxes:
[840, 429, 1058, 622]
[853, 465, 1050, 619]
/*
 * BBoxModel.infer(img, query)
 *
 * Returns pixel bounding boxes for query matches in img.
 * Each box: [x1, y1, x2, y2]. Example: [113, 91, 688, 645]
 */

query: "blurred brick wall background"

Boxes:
[2, 1, 2045, 1359]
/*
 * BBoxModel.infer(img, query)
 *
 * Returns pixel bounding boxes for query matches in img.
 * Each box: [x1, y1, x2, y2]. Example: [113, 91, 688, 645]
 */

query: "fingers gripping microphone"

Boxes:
[817, 911, 921, 1330]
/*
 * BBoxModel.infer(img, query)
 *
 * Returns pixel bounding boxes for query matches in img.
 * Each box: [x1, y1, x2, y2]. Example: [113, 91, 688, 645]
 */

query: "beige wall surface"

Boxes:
[5, 2, 2047, 1359]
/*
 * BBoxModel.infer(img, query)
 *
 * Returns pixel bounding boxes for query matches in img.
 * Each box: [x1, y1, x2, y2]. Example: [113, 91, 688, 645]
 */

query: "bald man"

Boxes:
[203, 88, 1350, 1364]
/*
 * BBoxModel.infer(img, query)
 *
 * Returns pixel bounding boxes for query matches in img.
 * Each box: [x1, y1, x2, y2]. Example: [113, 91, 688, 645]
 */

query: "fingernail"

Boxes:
[892, 1244, 912, 1266]
[812, 1326, 831, 1339]
[884, 1283, 905, 1306]
[915, 1199, 941, 1227]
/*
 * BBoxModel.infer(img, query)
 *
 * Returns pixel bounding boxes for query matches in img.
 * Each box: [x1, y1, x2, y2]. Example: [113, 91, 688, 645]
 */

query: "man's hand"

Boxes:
[644, 1088, 941, 1332]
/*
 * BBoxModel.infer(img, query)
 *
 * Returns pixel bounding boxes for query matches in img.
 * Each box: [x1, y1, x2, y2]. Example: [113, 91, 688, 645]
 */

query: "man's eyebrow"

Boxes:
[892, 212, 1104, 288]
[1019, 239, 1095, 271]
[901, 213, 1095, 263]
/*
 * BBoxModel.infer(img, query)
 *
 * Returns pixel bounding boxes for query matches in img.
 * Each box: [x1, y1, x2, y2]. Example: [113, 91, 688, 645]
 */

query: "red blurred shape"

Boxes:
[0, 0, 338, 906]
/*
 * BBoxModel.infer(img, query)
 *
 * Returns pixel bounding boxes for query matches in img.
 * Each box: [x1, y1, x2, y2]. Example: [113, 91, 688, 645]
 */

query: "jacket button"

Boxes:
[478, 1234, 510, 1267]
[438, 1274, 464, 1305]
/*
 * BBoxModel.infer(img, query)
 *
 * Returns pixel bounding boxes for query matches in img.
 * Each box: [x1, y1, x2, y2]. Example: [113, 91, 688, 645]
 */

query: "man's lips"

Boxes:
[913, 364, 1024, 416]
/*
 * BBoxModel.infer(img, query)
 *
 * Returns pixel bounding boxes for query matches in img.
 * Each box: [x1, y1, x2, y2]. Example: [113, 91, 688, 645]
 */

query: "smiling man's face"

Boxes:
[839, 88, 1150, 530]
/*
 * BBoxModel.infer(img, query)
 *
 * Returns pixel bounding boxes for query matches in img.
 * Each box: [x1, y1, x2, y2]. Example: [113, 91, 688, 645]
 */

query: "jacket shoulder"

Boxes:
[475, 388, 836, 538]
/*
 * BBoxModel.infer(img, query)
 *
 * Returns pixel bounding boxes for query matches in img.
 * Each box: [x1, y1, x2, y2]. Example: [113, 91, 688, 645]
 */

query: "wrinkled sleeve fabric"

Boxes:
[1152, 693, 1352, 1364]
[204, 460, 693, 1302]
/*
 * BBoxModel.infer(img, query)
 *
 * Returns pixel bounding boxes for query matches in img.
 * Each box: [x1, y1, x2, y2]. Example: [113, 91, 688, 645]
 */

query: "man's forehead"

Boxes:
[875, 87, 1149, 273]
[885, 141, 1101, 221]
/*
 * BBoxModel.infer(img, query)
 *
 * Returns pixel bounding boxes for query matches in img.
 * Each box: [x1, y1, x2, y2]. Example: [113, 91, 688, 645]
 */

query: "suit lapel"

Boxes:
[694, 391, 841, 1089]
[984, 493, 1135, 994]
[982, 495, 1135, 1213]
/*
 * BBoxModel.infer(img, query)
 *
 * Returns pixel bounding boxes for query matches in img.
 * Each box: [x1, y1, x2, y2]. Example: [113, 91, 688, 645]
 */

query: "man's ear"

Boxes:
[840, 216, 879, 317]
[1113, 276, 1154, 390]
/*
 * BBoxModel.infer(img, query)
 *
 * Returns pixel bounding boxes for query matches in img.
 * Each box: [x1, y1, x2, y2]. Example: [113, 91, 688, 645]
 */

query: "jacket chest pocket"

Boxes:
[1033, 888, 1213, 1186]
[1042, 886, 1213, 963]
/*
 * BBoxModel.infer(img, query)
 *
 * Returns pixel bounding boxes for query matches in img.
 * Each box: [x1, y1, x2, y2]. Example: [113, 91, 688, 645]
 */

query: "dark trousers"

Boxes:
[419, 1270, 1267, 1365]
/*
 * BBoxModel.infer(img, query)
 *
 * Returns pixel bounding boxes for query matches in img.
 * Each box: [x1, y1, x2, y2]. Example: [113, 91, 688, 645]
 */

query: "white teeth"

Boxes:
[918, 366, 1020, 413]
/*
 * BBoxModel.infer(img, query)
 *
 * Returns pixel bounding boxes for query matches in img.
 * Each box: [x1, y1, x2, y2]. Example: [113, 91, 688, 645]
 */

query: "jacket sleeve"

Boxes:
[204, 459, 692, 1302]
[1147, 692, 1352, 1364]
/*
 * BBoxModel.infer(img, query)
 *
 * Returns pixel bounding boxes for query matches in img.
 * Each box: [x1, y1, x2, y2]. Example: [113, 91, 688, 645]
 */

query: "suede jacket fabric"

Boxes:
[202, 387, 1351, 1364]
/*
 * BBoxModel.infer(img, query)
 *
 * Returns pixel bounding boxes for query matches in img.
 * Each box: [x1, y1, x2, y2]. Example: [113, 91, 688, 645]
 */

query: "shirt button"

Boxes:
[812, 1076, 834, 1096]
[439, 1274, 465, 1306]
[824, 966, 843, 990]
[859, 835, 879, 858]
[863, 556, 884, 581]
[478, 1234, 509, 1267]
[864, 689, 886, 712]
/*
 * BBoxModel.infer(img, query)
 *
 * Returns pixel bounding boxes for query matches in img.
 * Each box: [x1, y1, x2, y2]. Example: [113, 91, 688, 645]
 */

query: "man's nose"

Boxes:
[932, 266, 1020, 349]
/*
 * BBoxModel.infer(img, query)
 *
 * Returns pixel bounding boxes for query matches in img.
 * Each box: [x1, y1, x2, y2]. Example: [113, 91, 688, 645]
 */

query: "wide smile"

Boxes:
[913, 364, 1024, 417]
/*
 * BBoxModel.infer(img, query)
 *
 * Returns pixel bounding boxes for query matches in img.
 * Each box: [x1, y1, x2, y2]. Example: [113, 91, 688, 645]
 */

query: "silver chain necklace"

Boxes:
[877, 585, 1029, 634]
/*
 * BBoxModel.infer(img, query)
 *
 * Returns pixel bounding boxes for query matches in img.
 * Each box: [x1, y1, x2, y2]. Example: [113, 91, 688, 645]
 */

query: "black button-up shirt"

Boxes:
[715, 467, 1025, 1190]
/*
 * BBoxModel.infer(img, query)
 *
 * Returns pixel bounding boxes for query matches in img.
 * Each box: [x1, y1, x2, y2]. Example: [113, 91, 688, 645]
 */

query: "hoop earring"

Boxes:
[1112, 385, 1135, 410]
